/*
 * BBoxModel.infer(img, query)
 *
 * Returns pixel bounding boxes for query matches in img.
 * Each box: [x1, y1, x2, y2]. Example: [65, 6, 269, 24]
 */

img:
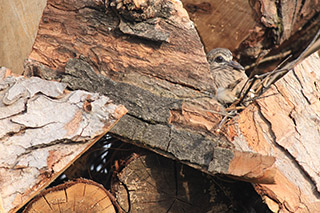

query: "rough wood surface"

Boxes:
[228, 53, 320, 212]
[23, 179, 115, 212]
[182, 0, 257, 52]
[114, 153, 270, 212]
[0, 68, 127, 212]
[115, 154, 216, 212]
[25, 0, 276, 184]
[24, 0, 320, 212]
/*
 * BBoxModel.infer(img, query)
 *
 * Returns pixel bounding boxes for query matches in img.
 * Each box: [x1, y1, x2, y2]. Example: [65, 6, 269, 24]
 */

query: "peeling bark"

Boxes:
[0, 68, 127, 212]
[230, 53, 320, 212]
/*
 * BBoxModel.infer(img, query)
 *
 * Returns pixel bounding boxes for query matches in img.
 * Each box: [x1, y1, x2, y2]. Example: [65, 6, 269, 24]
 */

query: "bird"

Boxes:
[207, 48, 248, 105]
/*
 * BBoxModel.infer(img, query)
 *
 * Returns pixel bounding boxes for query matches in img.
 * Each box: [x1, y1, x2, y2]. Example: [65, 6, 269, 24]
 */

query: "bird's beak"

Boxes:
[228, 60, 244, 71]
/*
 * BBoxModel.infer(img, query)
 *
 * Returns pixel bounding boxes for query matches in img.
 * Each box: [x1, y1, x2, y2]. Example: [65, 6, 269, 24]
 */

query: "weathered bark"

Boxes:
[25, 0, 275, 183]
[232, 53, 320, 212]
[0, 68, 127, 212]
[23, 0, 320, 212]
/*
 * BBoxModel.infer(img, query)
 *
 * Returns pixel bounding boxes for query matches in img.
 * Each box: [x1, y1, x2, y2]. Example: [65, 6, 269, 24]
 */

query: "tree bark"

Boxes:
[232, 53, 320, 212]
[25, 0, 276, 182]
[0, 68, 127, 212]
[23, 0, 320, 212]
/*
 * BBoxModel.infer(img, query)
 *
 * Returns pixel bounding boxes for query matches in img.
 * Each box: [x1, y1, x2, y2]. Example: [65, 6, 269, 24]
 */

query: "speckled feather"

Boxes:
[207, 48, 248, 104]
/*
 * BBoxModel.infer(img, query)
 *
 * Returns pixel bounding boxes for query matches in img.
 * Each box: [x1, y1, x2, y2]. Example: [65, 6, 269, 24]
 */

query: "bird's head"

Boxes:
[207, 48, 244, 71]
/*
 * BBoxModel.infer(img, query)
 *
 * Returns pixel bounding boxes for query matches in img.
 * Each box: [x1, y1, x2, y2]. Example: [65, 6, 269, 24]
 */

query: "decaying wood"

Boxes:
[23, 0, 320, 212]
[23, 179, 115, 212]
[0, 68, 127, 212]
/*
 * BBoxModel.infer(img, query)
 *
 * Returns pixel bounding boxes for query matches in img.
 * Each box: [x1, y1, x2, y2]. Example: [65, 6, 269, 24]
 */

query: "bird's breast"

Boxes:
[211, 66, 247, 89]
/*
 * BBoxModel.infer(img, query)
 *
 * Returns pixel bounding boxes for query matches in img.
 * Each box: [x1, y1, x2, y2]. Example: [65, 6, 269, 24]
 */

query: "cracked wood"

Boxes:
[231, 53, 320, 212]
[23, 179, 116, 212]
[0, 68, 127, 213]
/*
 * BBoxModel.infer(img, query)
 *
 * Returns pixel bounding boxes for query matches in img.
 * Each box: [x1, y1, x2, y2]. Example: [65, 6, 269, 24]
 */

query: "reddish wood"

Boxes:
[227, 53, 320, 212]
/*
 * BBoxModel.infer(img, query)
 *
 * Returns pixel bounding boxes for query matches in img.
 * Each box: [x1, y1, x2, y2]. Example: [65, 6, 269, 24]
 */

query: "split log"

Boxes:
[23, 179, 116, 212]
[23, 0, 320, 212]
[0, 68, 127, 212]
[232, 53, 320, 212]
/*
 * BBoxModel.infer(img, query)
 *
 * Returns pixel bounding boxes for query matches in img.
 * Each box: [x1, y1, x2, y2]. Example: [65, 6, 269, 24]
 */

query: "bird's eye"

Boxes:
[214, 56, 224, 63]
